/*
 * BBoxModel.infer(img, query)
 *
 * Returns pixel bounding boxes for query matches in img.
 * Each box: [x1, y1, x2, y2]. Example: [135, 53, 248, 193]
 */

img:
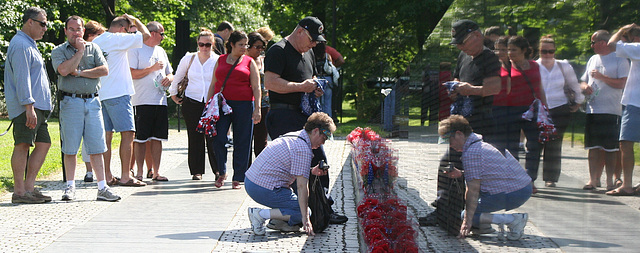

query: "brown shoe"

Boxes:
[12, 192, 46, 204]
[33, 188, 52, 202]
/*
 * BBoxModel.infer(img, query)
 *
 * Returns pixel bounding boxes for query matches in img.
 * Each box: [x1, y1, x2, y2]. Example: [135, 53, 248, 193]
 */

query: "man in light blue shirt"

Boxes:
[4, 6, 52, 204]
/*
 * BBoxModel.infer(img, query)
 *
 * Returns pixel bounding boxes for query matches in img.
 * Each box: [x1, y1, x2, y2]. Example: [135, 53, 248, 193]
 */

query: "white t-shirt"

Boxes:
[615, 41, 640, 108]
[169, 52, 219, 103]
[536, 59, 585, 109]
[93, 32, 143, 100]
[580, 52, 629, 115]
[129, 44, 173, 106]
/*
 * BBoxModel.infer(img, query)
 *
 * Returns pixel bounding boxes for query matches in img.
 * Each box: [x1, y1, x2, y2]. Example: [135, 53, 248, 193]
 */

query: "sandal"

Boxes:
[605, 187, 634, 196]
[152, 175, 169, 181]
[107, 177, 120, 186]
[615, 178, 623, 188]
[582, 184, 596, 190]
[119, 178, 147, 187]
[215, 174, 226, 188]
[147, 169, 154, 179]
[135, 175, 143, 181]
[232, 181, 242, 189]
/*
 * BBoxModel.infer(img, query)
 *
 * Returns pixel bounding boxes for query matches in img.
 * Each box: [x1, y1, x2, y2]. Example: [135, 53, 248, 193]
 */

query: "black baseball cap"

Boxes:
[299, 17, 326, 42]
[450, 19, 479, 45]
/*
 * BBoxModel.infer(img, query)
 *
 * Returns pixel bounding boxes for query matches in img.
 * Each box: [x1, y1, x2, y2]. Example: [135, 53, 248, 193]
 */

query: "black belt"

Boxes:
[270, 103, 298, 110]
[61, 91, 98, 98]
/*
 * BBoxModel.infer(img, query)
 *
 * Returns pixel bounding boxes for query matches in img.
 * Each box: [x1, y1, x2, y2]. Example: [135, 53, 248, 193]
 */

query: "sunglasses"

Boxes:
[540, 49, 555, 54]
[31, 18, 47, 28]
[303, 29, 318, 43]
[198, 42, 212, 48]
[252, 45, 266, 50]
[155, 31, 165, 37]
[320, 128, 331, 140]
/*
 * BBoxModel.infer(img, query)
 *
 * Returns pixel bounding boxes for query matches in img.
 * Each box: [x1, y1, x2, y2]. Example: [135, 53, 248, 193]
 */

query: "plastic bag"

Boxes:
[308, 176, 331, 233]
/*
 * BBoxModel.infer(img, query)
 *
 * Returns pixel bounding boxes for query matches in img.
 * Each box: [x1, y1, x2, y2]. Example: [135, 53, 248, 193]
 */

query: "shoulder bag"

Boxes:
[177, 54, 196, 98]
[556, 61, 577, 106]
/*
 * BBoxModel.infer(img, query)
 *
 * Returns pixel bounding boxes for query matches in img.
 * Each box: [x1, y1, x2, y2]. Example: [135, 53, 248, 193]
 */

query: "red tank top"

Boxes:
[214, 54, 254, 101]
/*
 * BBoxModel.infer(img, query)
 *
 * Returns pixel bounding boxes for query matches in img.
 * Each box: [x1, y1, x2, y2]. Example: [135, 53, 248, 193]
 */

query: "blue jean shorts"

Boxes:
[245, 178, 302, 226]
[620, 105, 640, 142]
[60, 96, 107, 155]
[101, 95, 135, 132]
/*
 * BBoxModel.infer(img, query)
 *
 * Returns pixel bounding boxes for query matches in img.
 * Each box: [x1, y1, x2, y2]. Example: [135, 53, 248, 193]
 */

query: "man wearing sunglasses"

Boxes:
[264, 17, 348, 225]
[93, 14, 151, 187]
[5, 6, 52, 204]
[128, 21, 174, 182]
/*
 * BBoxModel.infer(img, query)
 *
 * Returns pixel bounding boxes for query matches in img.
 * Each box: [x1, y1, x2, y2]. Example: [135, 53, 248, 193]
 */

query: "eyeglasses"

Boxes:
[198, 42, 212, 48]
[31, 18, 47, 28]
[237, 43, 250, 49]
[252, 45, 266, 50]
[540, 49, 555, 54]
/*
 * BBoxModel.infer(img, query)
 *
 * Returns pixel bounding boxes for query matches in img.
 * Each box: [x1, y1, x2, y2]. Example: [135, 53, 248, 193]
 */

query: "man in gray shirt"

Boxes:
[5, 6, 52, 204]
[51, 16, 120, 202]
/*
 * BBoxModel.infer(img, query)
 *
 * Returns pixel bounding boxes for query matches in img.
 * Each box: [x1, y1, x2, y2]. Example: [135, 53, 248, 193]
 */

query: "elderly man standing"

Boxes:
[5, 6, 52, 204]
[128, 21, 174, 181]
[580, 30, 629, 191]
[606, 24, 640, 196]
[93, 14, 151, 187]
[52, 16, 120, 201]
[440, 115, 531, 240]
[264, 16, 348, 225]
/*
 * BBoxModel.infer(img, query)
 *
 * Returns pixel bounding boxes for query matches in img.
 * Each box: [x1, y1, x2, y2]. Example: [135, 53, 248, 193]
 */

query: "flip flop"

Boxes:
[582, 184, 596, 190]
[152, 175, 169, 181]
[147, 169, 154, 179]
[605, 188, 634, 196]
[119, 179, 147, 187]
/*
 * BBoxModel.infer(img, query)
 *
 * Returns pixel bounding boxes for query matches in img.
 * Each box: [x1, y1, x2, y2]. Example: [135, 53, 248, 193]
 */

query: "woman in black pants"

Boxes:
[169, 28, 220, 180]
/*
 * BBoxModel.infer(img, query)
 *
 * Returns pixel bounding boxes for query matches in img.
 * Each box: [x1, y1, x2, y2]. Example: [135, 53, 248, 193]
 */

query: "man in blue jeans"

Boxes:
[440, 115, 532, 240]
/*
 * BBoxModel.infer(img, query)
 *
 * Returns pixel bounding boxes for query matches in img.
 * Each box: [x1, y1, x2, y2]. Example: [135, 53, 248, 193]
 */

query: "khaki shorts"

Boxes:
[13, 109, 51, 146]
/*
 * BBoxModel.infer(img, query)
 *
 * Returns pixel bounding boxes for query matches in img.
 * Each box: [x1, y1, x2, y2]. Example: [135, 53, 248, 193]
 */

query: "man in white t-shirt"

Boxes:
[606, 24, 640, 196]
[93, 14, 150, 187]
[580, 30, 629, 191]
[128, 21, 174, 182]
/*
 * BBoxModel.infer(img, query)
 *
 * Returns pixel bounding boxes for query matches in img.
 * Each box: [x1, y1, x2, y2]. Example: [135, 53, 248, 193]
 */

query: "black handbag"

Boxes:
[308, 175, 331, 233]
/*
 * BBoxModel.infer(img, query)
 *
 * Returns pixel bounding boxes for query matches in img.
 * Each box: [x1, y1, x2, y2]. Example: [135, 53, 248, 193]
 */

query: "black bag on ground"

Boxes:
[308, 175, 331, 233]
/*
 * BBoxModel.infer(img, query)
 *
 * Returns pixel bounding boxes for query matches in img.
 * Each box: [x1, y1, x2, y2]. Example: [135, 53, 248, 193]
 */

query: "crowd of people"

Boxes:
[5, 6, 346, 235]
[419, 19, 640, 240]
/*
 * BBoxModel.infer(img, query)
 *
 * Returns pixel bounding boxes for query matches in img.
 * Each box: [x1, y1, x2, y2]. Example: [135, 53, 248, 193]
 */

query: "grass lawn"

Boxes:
[333, 100, 386, 137]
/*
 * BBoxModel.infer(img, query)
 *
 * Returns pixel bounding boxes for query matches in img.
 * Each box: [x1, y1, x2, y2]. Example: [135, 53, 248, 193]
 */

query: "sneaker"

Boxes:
[97, 187, 121, 202]
[266, 219, 301, 232]
[33, 188, 52, 202]
[61, 185, 76, 201]
[506, 213, 528, 240]
[84, 172, 94, 182]
[471, 223, 496, 235]
[12, 192, 45, 204]
[248, 207, 266, 235]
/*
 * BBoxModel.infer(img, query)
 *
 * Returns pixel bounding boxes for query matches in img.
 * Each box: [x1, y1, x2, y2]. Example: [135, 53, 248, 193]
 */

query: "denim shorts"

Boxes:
[620, 105, 640, 142]
[101, 95, 135, 132]
[469, 183, 532, 225]
[245, 178, 302, 226]
[60, 96, 107, 155]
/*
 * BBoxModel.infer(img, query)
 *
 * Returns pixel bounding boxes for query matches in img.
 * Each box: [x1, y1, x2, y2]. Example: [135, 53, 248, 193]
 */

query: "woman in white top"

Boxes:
[169, 28, 220, 180]
[535, 35, 584, 188]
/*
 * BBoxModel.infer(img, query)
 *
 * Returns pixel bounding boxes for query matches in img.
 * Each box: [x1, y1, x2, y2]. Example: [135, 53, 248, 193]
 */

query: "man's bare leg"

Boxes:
[119, 131, 137, 183]
[103, 131, 114, 181]
[24, 142, 50, 192]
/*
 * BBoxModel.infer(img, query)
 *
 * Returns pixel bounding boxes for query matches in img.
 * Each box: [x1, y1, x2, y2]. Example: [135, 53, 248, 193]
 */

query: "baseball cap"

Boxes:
[299, 17, 326, 42]
[450, 19, 479, 45]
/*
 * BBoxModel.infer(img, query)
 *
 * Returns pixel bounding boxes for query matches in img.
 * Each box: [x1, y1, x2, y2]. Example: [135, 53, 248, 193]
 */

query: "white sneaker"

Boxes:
[97, 187, 121, 202]
[61, 185, 76, 201]
[266, 219, 301, 232]
[248, 207, 266, 235]
[506, 213, 528, 240]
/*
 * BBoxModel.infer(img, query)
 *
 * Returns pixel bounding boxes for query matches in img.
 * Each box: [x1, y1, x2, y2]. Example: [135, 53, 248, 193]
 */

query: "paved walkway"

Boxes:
[1, 126, 640, 252]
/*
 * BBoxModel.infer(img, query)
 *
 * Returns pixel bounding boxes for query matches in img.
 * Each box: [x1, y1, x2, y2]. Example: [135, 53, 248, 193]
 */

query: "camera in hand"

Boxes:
[319, 160, 330, 171]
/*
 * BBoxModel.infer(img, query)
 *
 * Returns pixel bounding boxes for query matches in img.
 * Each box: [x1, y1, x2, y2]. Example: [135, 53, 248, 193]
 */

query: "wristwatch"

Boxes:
[76, 69, 82, 76]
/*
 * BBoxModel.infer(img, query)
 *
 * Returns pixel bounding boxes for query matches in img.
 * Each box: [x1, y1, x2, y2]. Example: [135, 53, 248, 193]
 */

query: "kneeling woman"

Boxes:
[244, 112, 335, 235]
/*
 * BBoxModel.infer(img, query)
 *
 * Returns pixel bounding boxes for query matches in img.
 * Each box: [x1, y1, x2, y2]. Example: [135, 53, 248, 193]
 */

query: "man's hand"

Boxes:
[311, 165, 328, 176]
[458, 217, 472, 239]
[151, 61, 165, 72]
[75, 37, 86, 53]
[454, 82, 475, 96]
[25, 105, 37, 129]
[161, 76, 172, 87]
[444, 168, 463, 178]
[302, 215, 315, 235]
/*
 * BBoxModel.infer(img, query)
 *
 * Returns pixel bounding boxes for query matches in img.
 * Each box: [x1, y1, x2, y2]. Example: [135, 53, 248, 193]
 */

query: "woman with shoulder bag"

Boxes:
[536, 35, 585, 188]
[507, 36, 547, 194]
[169, 28, 220, 181]
[206, 31, 261, 189]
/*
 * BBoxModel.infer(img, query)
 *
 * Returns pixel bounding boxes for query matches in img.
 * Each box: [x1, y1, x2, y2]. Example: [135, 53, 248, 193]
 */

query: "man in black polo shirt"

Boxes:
[264, 16, 348, 225]
[419, 20, 500, 234]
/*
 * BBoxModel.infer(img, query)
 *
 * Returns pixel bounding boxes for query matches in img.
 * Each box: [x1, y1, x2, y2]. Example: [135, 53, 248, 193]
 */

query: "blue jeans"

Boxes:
[245, 178, 302, 226]
[470, 183, 532, 226]
[319, 76, 333, 118]
[214, 100, 254, 182]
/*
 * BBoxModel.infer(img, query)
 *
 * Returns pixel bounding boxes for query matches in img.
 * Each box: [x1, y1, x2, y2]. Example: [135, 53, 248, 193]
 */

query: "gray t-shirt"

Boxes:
[580, 52, 630, 115]
[128, 44, 173, 106]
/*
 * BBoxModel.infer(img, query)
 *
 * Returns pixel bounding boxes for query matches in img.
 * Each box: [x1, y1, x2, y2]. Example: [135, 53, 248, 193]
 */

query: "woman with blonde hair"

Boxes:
[169, 28, 220, 180]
